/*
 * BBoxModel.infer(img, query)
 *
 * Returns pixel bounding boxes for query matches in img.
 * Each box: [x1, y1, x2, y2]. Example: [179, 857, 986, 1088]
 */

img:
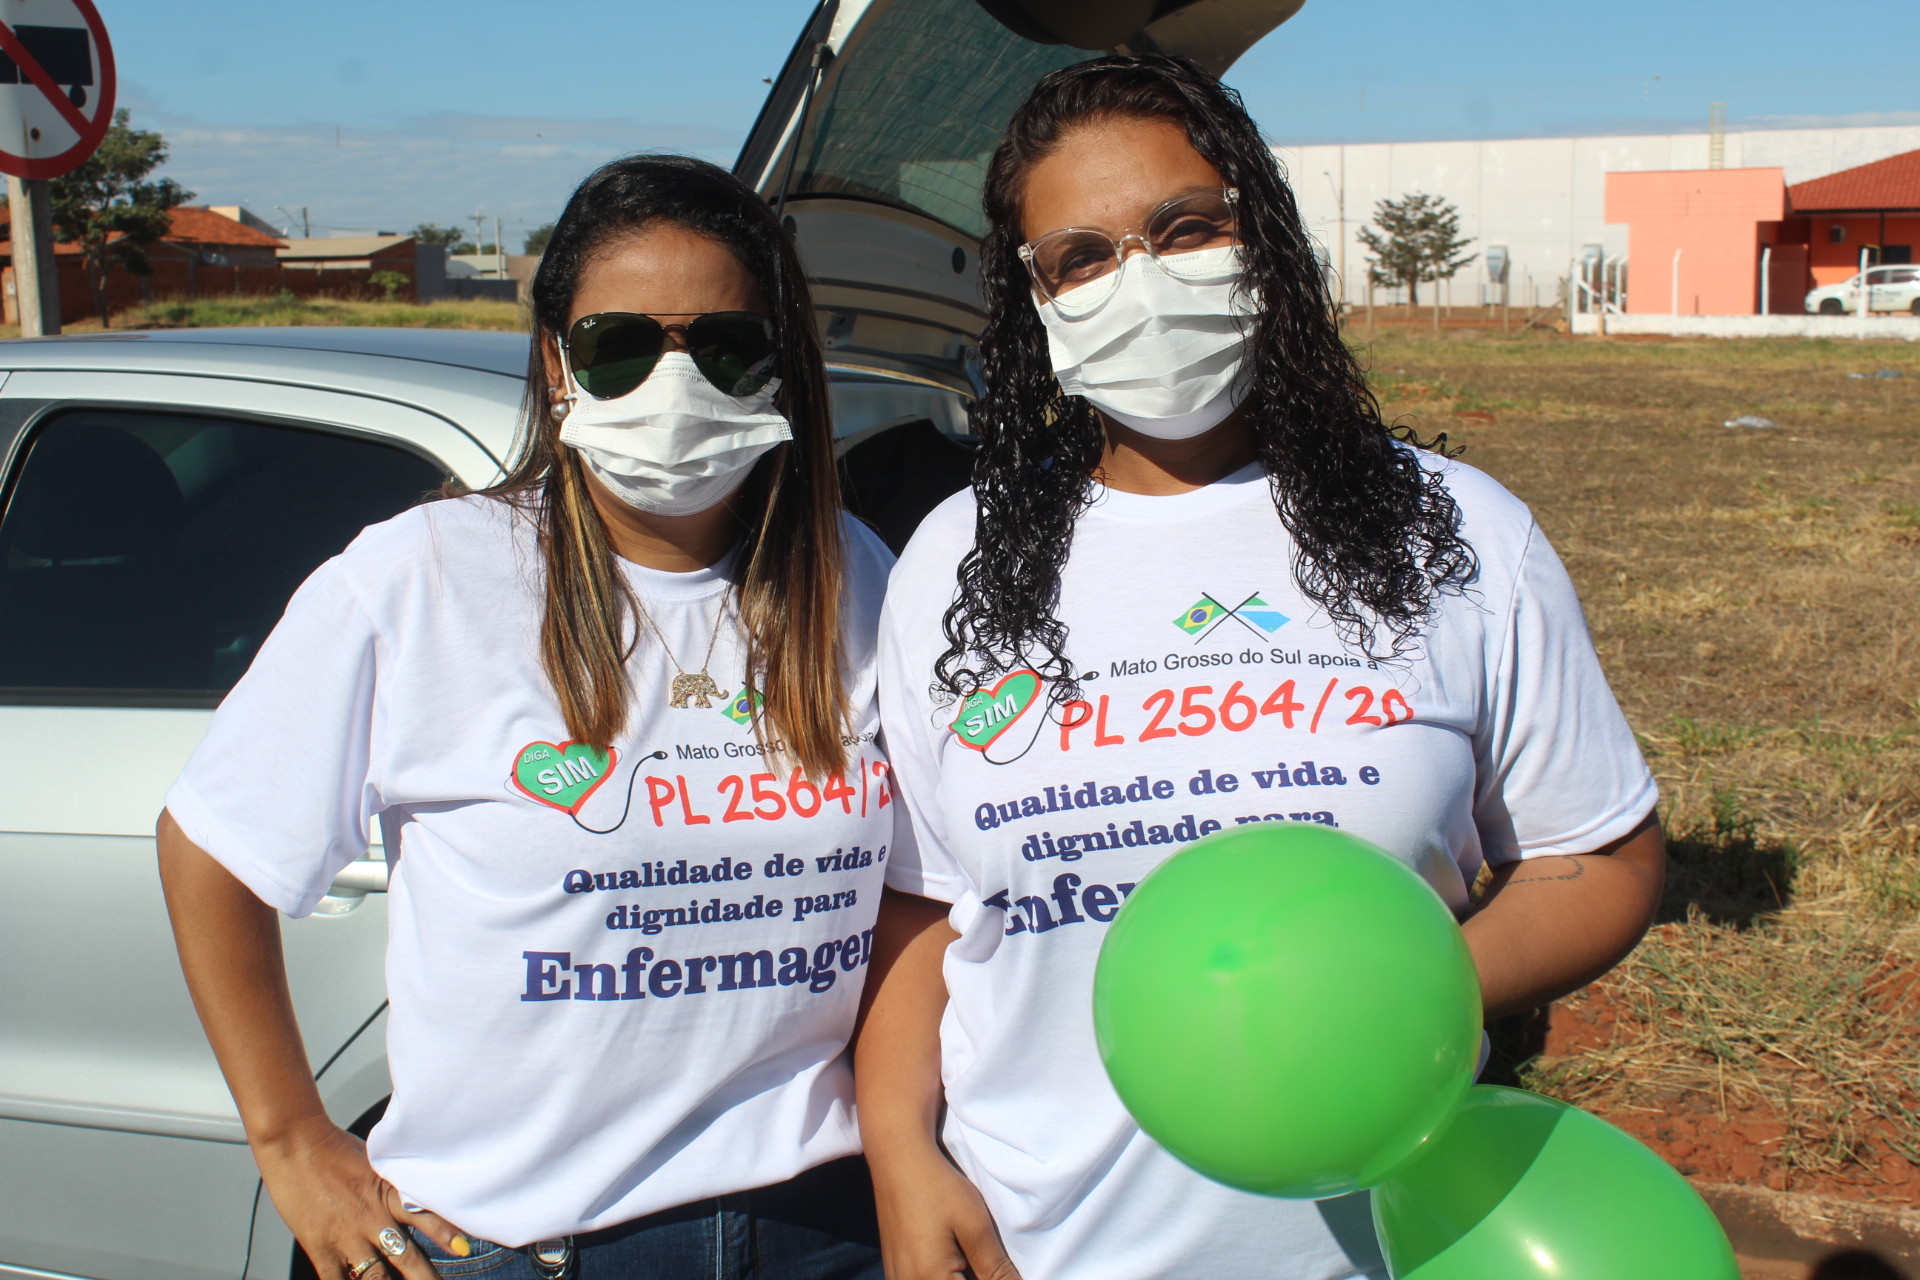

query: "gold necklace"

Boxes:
[635, 596, 728, 708]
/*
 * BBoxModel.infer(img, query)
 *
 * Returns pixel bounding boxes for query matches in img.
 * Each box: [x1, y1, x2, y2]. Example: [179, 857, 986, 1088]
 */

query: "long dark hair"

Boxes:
[936, 55, 1474, 706]
[483, 154, 849, 777]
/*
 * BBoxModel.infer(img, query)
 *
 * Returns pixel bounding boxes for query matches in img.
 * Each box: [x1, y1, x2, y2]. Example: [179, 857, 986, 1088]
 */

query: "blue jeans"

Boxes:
[408, 1156, 882, 1280]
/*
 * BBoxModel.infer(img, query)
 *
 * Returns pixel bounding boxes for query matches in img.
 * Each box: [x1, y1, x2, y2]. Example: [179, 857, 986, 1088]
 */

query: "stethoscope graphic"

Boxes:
[505, 749, 669, 835]
[976, 671, 1101, 768]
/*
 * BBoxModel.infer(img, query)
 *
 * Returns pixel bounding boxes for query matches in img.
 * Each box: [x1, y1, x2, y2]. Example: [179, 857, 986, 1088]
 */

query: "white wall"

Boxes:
[1275, 124, 1920, 308]
[1570, 312, 1920, 339]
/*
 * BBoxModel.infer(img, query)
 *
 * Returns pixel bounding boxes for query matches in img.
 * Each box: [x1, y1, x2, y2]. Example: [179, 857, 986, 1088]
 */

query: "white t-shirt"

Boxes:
[877, 457, 1656, 1280]
[167, 496, 909, 1247]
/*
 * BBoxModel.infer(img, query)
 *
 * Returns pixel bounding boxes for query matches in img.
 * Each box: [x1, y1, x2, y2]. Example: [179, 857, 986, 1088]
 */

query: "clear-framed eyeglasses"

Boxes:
[1018, 187, 1238, 307]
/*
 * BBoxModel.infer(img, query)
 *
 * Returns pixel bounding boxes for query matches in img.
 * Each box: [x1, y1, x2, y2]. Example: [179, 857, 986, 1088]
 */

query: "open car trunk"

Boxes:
[735, 0, 1304, 550]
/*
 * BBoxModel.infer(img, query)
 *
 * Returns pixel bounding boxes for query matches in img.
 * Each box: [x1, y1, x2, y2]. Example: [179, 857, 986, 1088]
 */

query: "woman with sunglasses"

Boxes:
[860, 56, 1665, 1280]
[157, 156, 898, 1280]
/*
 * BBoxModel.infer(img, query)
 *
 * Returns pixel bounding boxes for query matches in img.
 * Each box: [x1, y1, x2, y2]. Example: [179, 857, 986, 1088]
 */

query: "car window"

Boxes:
[787, 0, 1088, 238]
[0, 409, 446, 704]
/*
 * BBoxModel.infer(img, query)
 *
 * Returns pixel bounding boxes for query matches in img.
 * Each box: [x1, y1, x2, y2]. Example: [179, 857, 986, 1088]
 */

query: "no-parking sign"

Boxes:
[0, 0, 115, 180]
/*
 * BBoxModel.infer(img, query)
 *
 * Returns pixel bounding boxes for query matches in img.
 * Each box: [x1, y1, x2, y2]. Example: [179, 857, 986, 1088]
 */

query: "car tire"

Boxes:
[1819, 298, 1845, 315]
[1910, 298, 1919, 316]
[289, 1098, 393, 1280]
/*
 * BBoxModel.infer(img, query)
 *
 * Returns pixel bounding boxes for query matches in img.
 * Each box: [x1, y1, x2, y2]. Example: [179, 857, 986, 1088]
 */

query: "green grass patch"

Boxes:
[1791, 721, 1917, 759]
[1664, 717, 1772, 756]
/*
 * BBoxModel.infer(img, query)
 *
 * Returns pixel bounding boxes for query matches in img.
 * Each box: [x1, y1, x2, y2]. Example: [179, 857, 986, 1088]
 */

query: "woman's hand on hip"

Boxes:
[254, 1117, 470, 1280]
[873, 1146, 1022, 1280]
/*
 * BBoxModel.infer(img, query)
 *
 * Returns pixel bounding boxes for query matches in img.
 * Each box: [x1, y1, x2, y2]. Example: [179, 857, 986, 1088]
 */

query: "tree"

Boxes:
[1356, 192, 1475, 307]
[368, 269, 408, 302]
[50, 109, 192, 327]
[410, 222, 465, 247]
[523, 222, 555, 256]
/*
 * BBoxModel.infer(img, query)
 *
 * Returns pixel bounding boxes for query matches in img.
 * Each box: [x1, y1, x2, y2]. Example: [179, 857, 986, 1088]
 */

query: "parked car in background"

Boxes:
[1804, 264, 1920, 314]
[0, 3, 1303, 1278]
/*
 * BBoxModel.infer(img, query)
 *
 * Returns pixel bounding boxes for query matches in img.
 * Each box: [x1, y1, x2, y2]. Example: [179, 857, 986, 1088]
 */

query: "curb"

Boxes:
[1696, 1181, 1920, 1270]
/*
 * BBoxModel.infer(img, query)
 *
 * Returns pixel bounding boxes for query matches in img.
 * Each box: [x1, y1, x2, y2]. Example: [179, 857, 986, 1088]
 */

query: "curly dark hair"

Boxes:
[935, 54, 1476, 707]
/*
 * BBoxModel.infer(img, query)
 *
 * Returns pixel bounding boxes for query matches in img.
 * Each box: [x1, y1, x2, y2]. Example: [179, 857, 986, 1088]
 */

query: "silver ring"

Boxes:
[348, 1258, 383, 1280]
[378, 1227, 408, 1257]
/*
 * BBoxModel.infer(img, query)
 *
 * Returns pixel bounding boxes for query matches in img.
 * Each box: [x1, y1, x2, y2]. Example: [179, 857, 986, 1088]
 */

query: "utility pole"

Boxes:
[6, 174, 60, 335]
[1323, 153, 1346, 316]
[471, 210, 486, 256]
[494, 216, 502, 276]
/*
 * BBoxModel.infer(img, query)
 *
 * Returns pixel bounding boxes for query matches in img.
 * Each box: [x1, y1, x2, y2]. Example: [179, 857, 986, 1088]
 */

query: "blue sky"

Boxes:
[97, 0, 1920, 245]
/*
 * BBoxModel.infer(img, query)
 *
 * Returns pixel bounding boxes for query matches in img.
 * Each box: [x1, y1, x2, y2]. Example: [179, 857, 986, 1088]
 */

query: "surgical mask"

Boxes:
[1034, 245, 1253, 440]
[559, 351, 792, 515]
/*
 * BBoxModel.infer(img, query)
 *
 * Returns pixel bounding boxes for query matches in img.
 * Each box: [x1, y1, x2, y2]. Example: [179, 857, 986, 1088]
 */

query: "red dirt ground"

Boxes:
[1543, 959, 1920, 1205]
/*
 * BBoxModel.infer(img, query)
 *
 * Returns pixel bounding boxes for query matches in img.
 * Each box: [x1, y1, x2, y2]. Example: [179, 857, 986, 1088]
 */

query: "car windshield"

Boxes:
[786, 0, 1090, 238]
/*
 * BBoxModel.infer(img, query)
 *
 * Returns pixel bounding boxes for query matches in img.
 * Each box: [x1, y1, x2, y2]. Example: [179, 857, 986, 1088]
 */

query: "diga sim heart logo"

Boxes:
[949, 669, 1042, 751]
[513, 741, 618, 814]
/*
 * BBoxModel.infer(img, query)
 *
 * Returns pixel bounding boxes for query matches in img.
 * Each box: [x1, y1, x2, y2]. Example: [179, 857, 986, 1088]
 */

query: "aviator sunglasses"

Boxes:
[563, 311, 779, 400]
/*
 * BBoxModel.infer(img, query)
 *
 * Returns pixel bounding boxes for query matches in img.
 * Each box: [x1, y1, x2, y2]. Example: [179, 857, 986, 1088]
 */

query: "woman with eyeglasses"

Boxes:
[157, 156, 897, 1280]
[860, 56, 1665, 1280]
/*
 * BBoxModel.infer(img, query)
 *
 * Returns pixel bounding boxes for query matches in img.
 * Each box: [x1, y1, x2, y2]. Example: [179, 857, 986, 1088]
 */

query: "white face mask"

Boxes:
[1034, 244, 1253, 441]
[558, 351, 792, 516]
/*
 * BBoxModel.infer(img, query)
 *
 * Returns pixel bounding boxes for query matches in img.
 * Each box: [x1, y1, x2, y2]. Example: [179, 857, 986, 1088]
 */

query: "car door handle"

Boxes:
[327, 858, 389, 894]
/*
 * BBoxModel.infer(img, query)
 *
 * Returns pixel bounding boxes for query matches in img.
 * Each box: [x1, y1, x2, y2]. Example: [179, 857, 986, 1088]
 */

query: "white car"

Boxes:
[0, 3, 1303, 1278]
[1804, 264, 1920, 314]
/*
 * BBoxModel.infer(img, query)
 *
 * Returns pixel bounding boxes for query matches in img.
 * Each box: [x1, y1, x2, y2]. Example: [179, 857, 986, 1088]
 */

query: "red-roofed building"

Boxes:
[2, 205, 290, 323]
[1604, 149, 1920, 314]
[153, 207, 286, 267]
[0, 204, 286, 270]
[1784, 149, 1920, 285]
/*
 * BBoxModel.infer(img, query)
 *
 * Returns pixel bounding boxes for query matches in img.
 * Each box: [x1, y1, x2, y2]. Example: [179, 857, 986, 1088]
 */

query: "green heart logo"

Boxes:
[949, 669, 1042, 752]
[512, 740, 617, 814]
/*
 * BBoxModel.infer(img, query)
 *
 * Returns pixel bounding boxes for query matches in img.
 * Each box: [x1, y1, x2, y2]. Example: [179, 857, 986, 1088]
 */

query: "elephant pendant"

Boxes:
[670, 672, 722, 709]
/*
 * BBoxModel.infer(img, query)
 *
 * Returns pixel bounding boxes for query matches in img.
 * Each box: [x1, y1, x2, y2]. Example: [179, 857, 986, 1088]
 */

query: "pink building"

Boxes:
[1604, 149, 1920, 315]
[1604, 169, 1786, 315]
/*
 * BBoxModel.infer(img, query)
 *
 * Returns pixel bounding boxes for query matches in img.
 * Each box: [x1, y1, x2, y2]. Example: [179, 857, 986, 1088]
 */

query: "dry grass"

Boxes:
[0, 293, 526, 337]
[1526, 912, 1920, 1184]
[1357, 326, 1920, 1192]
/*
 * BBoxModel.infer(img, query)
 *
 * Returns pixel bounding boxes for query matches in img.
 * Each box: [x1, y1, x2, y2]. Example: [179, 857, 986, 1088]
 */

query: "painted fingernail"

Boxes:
[401, 1201, 426, 1214]
[451, 1236, 472, 1258]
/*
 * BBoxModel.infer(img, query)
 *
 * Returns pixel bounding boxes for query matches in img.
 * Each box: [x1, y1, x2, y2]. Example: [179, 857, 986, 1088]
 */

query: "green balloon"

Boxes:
[1373, 1087, 1739, 1279]
[1092, 823, 1481, 1199]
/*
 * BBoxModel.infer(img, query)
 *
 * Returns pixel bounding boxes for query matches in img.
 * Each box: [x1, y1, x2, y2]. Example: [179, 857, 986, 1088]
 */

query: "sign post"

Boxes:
[6, 173, 56, 333]
[0, 0, 117, 336]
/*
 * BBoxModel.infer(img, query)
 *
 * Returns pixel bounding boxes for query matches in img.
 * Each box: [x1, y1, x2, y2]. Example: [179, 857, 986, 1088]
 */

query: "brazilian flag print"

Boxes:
[720, 688, 763, 727]
[1174, 598, 1225, 635]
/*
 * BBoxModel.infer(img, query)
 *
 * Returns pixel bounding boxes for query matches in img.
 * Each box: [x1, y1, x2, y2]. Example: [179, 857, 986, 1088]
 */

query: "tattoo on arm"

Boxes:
[1512, 857, 1587, 884]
